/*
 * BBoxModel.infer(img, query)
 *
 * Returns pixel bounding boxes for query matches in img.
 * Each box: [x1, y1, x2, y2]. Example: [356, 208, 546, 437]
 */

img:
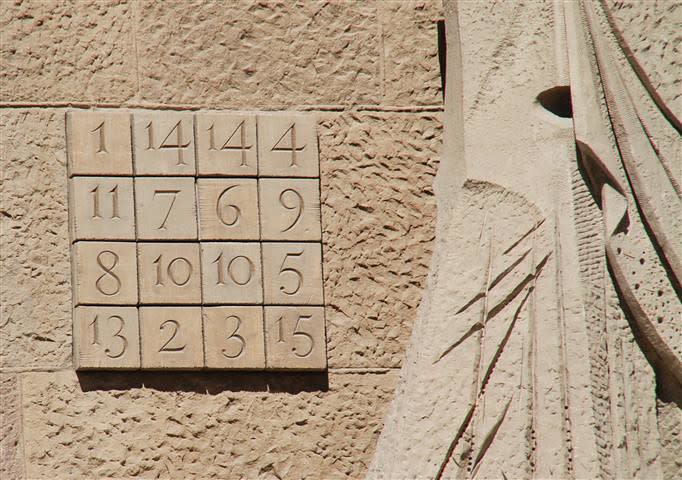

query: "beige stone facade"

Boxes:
[1, 1, 679, 479]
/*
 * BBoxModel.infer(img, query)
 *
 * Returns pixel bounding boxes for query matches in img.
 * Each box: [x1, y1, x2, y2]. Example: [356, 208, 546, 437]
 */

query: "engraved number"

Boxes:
[222, 315, 246, 359]
[279, 188, 304, 232]
[145, 120, 191, 166]
[272, 123, 306, 167]
[274, 314, 314, 358]
[92, 121, 107, 154]
[153, 255, 193, 287]
[216, 186, 241, 226]
[90, 185, 119, 219]
[213, 253, 254, 286]
[207, 120, 252, 167]
[279, 251, 303, 295]
[90, 314, 127, 359]
[159, 319, 185, 352]
[95, 250, 121, 296]
[153, 189, 180, 230]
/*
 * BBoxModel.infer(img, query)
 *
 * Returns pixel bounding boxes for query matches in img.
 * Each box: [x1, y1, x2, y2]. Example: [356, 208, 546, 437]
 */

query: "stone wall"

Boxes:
[0, 1, 443, 478]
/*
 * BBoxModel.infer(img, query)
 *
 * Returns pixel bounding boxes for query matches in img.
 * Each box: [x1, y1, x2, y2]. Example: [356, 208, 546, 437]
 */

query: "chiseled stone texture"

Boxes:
[605, 0, 681, 118]
[0, 374, 23, 480]
[319, 112, 440, 368]
[0, 1, 136, 103]
[0, 109, 71, 368]
[135, 1, 381, 108]
[22, 370, 398, 479]
[379, 0, 443, 106]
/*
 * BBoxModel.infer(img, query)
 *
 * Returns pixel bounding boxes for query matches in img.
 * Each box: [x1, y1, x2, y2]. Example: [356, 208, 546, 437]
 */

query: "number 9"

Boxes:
[279, 188, 303, 232]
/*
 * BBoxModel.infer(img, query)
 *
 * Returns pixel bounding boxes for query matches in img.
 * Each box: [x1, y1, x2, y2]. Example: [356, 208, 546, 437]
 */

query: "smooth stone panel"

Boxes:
[200, 242, 263, 305]
[262, 242, 323, 305]
[69, 176, 136, 241]
[203, 306, 265, 369]
[132, 112, 196, 176]
[257, 114, 319, 177]
[196, 113, 258, 176]
[135, 177, 198, 240]
[197, 178, 259, 241]
[138, 243, 202, 305]
[72, 241, 138, 305]
[259, 178, 321, 241]
[139, 306, 204, 369]
[264, 306, 327, 370]
[66, 110, 133, 176]
[73, 306, 140, 370]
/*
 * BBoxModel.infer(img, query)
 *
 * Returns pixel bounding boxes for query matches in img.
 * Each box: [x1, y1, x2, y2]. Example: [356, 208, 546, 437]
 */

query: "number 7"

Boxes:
[153, 189, 180, 230]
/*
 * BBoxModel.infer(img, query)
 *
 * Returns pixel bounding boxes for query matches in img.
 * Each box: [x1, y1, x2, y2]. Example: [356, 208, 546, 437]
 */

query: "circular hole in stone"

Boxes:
[537, 86, 573, 118]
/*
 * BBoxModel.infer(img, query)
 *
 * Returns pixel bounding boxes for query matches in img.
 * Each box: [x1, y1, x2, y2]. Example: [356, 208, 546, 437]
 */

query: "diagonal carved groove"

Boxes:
[502, 219, 545, 255]
[433, 321, 484, 364]
[470, 394, 514, 478]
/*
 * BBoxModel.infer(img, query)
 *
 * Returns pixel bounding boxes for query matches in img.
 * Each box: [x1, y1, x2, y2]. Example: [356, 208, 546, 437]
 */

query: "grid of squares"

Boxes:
[68, 110, 326, 371]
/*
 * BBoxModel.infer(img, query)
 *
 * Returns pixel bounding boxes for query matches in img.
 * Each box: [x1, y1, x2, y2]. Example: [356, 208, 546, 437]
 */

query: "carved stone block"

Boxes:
[200, 242, 263, 305]
[264, 306, 326, 370]
[197, 178, 259, 240]
[73, 306, 140, 370]
[203, 306, 265, 369]
[139, 306, 203, 369]
[257, 114, 319, 177]
[135, 177, 198, 240]
[132, 112, 195, 176]
[262, 242, 323, 305]
[69, 177, 136, 241]
[67, 110, 133, 176]
[72, 241, 138, 305]
[138, 243, 202, 305]
[195, 113, 258, 176]
[259, 178, 321, 241]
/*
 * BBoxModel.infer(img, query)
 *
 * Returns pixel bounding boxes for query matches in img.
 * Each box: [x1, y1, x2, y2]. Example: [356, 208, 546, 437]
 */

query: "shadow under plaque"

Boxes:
[77, 370, 329, 394]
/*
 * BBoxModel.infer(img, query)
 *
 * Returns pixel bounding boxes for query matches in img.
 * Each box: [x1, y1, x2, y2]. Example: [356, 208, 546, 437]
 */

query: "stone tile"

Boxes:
[135, 1, 380, 108]
[195, 113, 258, 176]
[203, 306, 265, 369]
[132, 112, 196, 176]
[379, 0, 443, 106]
[257, 113, 319, 177]
[197, 178, 259, 241]
[262, 242, 323, 306]
[139, 306, 204, 370]
[1, 109, 71, 368]
[21, 370, 399, 479]
[264, 306, 327, 371]
[0, 1, 136, 103]
[0, 374, 23, 480]
[73, 306, 140, 370]
[66, 110, 133, 176]
[318, 112, 440, 368]
[259, 178, 322, 241]
[200, 242, 263, 305]
[69, 177, 136, 241]
[135, 177, 198, 240]
[137, 243, 201, 305]
[72, 241, 138, 305]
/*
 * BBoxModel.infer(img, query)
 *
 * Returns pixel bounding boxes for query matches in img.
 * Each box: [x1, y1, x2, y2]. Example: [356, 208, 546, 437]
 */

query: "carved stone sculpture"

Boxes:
[369, 1, 680, 478]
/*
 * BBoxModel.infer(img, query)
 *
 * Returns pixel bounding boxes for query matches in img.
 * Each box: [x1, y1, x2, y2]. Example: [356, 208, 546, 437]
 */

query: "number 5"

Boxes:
[279, 251, 303, 295]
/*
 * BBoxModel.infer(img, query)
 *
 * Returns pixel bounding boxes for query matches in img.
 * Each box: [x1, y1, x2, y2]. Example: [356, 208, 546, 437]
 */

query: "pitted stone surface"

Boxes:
[319, 112, 440, 368]
[22, 370, 398, 479]
[0, 1, 136, 103]
[135, 1, 381, 108]
[1, 109, 71, 368]
[0, 374, 23, 480]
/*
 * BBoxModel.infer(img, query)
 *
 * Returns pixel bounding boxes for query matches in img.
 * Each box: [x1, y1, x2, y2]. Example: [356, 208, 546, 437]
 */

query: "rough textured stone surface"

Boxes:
[22, 370, 397, 479]
[1, 109, 71, 369]
[136, 1, 381, 108]
[379, 0, 443, 106]
[319, 112, 440, 368]
[0, 374, 23, 480]
[0, 1, 136, 103]
[605, 0, 681, 118]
